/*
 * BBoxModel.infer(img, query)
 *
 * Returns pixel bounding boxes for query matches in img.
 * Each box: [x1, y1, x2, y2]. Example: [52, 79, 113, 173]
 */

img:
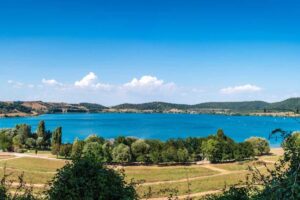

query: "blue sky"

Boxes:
[1, 0, 300, 105]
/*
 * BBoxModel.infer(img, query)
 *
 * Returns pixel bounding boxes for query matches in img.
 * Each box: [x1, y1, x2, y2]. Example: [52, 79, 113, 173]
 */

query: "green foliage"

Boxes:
[245, 137, 270, 156]
[161, 146, 178, 162]
[16, 124, 31, 139]
[84, 134, 104, 144]
[177, 148, 189, 162]
[47, 156, 138, 200]
[59, 144, 72, 158]
[71, 138, 85, 158]
[205, 129, 300, 200]
[82, 142, 104, 161]
[102, 142, 113, 162]
[37, 121, 46, 139]
[0, 129, 13, 151]
[131, 140, 150, 162]
[112, 143, 132, 163]
[51, 127, 62, 155]
[25, 138, 36, 149]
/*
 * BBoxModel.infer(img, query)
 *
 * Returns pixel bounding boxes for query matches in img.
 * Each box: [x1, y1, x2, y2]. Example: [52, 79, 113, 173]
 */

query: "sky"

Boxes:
[1, 0, 300, 106]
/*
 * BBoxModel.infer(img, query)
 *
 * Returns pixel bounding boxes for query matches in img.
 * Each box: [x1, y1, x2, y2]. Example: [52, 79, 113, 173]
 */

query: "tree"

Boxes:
[25, 138, 36, 149]
[82, 142, 104, 161]
[102, 142, 113, 162]
[245, 137, 270, 156]
[47, 156, 138, 200]
[112, 144, 132, 163]
[234, 142, 254, 161]
[161, 146, 178, 162]
[177, 148, 189, 162]
[84, 134, 104, 144]
[59, 144, 72, 158]
[205, 129, 300, 200]
[0, 130, 13, 151]
[71, 138, 85, 158]
[146, 139, 163, 163]
[202, 138, 222, 163]
[12, 134, 25, 150]
[51, 127, 62, 155]
[37, 120, 46, 139]
[16, 124, 31, 139]
[131, 140, 150, 162]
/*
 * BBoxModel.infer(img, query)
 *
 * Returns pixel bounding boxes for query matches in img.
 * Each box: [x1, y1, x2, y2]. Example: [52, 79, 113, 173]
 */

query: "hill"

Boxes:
[0, 101, 107, 117]
[1, 98, 300, 117]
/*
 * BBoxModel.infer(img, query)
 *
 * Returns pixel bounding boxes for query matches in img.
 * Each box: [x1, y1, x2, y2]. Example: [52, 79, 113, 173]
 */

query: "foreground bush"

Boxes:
[47, 156, 138, 200]
[204, 129, 300, 200]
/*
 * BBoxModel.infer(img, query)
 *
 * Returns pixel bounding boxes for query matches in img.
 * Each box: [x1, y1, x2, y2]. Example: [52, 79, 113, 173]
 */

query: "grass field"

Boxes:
[0, 152, 279, 199]
[124, 165, 219, 183]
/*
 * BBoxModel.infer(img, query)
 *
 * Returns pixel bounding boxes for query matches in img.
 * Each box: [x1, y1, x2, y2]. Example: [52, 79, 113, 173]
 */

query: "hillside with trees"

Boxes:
[1, 98, 300, 117]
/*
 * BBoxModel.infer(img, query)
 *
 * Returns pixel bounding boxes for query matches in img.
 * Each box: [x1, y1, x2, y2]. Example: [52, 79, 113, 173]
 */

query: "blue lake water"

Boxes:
[0, 113, 300, 147]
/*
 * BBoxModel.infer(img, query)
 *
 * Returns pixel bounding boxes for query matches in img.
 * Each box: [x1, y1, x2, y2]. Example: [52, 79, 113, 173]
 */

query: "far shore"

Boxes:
[1, 110, 300, 119]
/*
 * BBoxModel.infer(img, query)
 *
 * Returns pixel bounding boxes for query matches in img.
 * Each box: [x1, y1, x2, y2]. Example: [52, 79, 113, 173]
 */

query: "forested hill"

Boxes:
[0, 101, 107, 117]
[112, 98, 300, 113]
[1, 98, 300, 116]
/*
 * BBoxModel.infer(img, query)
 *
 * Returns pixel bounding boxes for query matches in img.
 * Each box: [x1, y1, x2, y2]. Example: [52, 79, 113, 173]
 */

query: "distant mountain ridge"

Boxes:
[1, 98, 300, 117]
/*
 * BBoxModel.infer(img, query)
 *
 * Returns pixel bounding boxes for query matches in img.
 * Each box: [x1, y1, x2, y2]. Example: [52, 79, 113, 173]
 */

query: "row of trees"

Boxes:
[65, 129, 270, 163]
[0, 122, 270, 163]
[0, 121, 62, 154]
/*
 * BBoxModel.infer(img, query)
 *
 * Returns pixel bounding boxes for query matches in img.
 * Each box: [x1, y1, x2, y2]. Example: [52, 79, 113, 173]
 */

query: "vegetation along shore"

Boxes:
[1, 97, 300, 118]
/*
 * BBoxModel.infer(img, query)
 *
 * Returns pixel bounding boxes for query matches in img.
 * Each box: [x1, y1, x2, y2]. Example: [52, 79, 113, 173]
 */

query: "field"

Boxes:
[0, 150, 281, 199]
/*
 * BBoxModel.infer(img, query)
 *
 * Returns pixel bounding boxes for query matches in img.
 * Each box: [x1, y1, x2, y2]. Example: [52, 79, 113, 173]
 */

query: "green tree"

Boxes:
[59, 144, 72, 158]
[47, 156, 138, 200]
[102, 142, 113, 162]
[84, 134, 104, 144]
[71, 138, 85, 158]
[131, 140, 150, 162]
[112, 143, 132, 163]
[51, 127, 62, 155]
[177, 148, 189, 162]
[16, 124, 31, 139]
[202, 138, 222, 163]
[25, 138, 36, 149]
[161, 146, 178, 162]
[245, 137, 270, 156]
[37, 120, 46, 139]
[82, 142, 104, 161]
[0, 130, 13, 151]
[12, 134, 25, 150]
[234, 142, 254, 161]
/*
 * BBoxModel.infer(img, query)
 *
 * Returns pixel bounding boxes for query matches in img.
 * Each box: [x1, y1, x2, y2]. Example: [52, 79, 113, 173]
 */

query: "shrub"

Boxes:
[47, 156, 138, 200]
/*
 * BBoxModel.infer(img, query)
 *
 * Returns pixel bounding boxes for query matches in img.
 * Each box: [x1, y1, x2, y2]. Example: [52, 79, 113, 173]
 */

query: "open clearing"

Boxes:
[0, 149, 281, 199]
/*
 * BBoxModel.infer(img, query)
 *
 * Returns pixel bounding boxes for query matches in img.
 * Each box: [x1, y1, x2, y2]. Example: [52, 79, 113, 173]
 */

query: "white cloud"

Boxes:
[75, 72, 97, 87]
[42, 78, 62, 86]
[74, 72, 112, 90]
[7, 80, 24, 88]
[124, 76, 164, 88]
[220, 84, 262, 94]
[123, 75, 175, 91]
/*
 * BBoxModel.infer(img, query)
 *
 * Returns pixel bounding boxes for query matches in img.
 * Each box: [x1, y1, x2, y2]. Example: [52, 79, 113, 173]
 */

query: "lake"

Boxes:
[0, 113, 299, 146]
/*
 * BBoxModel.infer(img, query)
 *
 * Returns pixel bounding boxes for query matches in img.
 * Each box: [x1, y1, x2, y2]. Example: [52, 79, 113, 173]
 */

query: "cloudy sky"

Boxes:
[1, 0, 300, 105]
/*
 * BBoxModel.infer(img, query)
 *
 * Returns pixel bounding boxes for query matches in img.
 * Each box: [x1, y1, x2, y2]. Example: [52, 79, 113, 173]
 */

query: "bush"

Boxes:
[47, 156, 138, 200]
[112, 144, 132, 163]
[245, 137, 270, 156]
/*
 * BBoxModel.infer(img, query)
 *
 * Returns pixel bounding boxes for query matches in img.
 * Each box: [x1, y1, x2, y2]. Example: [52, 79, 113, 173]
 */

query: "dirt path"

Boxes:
[143, 189, 221, 200]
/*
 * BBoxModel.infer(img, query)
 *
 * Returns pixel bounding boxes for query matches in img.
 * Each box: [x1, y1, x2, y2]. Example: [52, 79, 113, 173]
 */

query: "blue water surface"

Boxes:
[1, 113, 299, 147]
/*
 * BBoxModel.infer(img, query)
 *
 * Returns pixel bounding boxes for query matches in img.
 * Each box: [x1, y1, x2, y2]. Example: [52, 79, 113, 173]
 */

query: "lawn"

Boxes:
[124, 165, 219, 183]
[136, 171, 250, 198]
[0, 155, 275, 199]
[0, 157, 67, 172]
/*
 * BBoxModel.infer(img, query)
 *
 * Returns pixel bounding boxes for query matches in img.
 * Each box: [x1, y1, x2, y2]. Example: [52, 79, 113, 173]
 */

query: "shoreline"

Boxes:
[1, 110, 300, 119]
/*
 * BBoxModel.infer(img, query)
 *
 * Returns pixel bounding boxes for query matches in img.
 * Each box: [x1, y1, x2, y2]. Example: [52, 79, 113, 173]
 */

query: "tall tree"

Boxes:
[51, 127, 62, 155]
[37, 121, 46, 139]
